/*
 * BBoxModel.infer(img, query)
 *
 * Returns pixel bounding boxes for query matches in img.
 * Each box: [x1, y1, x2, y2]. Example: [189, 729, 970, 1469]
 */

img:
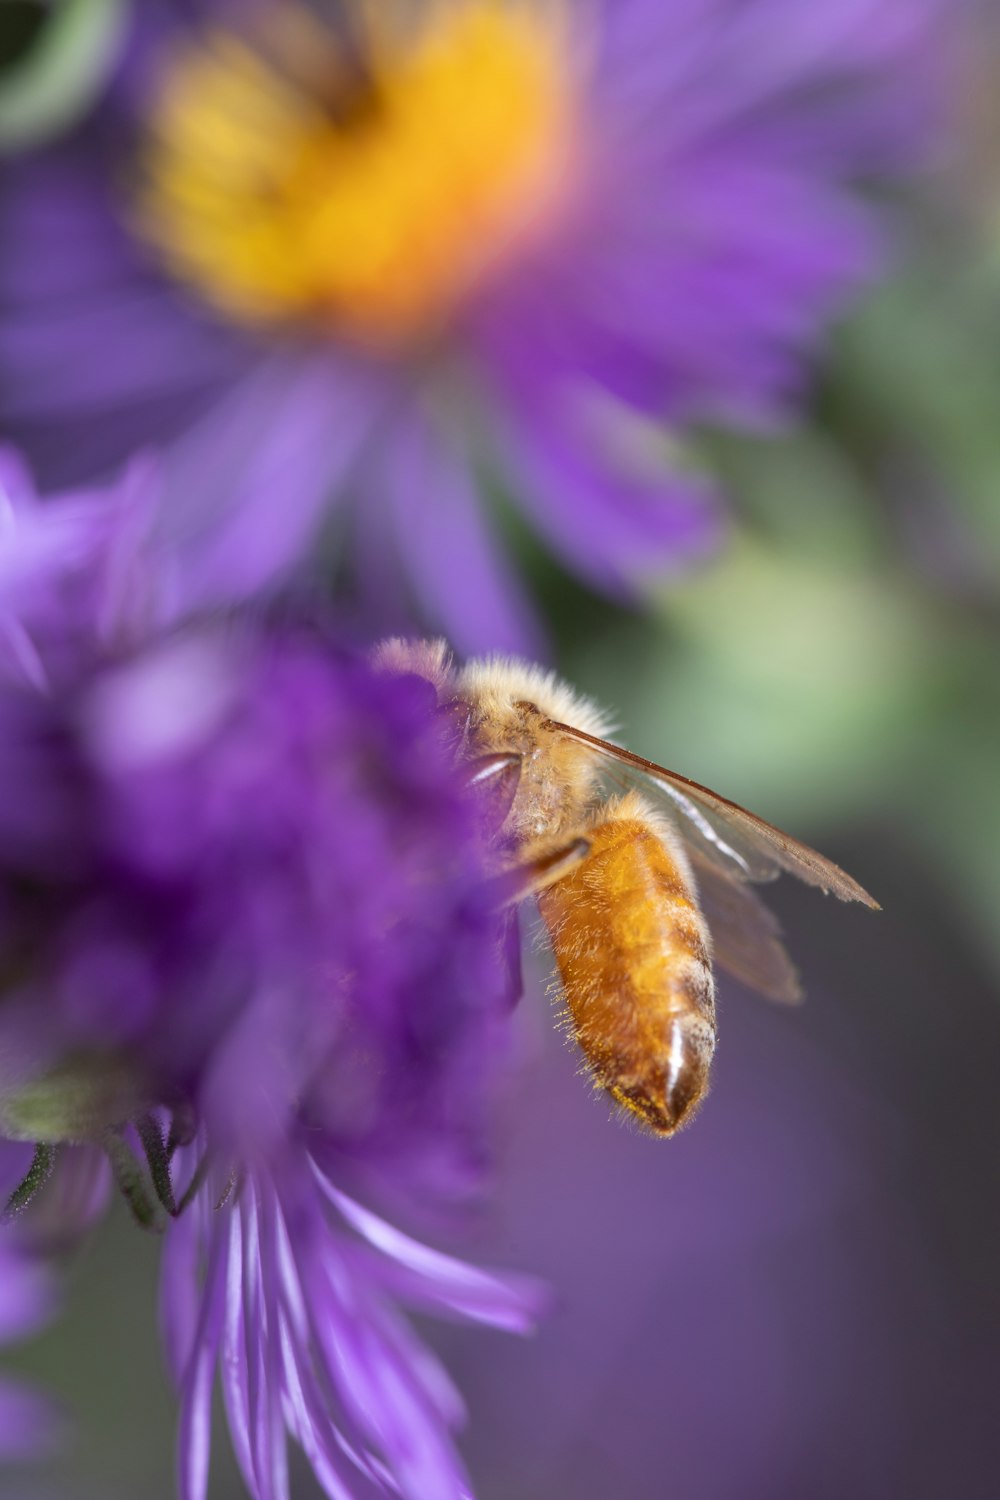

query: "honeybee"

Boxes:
[375, 639, 879, 1136]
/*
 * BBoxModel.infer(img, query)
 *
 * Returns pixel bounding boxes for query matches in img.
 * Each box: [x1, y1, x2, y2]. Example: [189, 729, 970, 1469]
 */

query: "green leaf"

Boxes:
[701, 425, 883, 566]
[834, 268, 1000, 568]
[0, 0, 128, 152]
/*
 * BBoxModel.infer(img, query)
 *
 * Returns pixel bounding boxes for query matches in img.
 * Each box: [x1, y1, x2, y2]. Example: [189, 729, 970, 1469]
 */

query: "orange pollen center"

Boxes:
[136, 2, 579, 346]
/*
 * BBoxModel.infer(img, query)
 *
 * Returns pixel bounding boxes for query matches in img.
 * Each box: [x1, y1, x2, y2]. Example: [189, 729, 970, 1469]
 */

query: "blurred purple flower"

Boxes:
[0, 613, 541, 1499]
[0, 446, 165, 690]
[0, 0, 942, 652]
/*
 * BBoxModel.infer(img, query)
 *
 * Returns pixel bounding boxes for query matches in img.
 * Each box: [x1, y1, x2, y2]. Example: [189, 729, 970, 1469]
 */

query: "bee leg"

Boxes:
[462, 752, 521, 836]
[486, 837, 591, 909]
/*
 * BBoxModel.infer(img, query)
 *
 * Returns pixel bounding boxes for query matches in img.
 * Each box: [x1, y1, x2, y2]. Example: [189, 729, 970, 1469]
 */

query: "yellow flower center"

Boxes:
[136, 2, 578, 347]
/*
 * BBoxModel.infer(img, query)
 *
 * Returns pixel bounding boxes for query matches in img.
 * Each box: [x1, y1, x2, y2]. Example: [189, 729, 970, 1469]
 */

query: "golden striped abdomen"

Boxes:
[537, 797, 716, 1135]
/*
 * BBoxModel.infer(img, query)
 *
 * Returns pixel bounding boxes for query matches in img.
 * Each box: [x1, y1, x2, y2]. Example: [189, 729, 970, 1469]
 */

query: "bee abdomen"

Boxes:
[537, 797, 717, 1136]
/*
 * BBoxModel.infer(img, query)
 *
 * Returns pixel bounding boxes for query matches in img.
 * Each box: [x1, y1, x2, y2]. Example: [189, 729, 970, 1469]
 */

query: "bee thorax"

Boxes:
[470, 715, 599, 849]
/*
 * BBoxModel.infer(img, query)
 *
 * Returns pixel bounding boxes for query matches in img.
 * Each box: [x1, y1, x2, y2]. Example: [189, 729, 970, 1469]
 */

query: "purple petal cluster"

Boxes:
[1, 621, 503, 1164]
[163, 1149, 539, 1500]
[0, 616, 516, 1145]
[0, 550, 538, 1495]
[0, 0, 943, 652]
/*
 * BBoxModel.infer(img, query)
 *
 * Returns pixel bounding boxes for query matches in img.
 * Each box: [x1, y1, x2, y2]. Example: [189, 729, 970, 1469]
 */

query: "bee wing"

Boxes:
[543, 718, 880, 909]
[688, 852, 802, 1004]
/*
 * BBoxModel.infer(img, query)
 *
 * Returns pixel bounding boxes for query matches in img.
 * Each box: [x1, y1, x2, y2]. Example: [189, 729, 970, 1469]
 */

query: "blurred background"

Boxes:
[2, 1, 1000, 1498]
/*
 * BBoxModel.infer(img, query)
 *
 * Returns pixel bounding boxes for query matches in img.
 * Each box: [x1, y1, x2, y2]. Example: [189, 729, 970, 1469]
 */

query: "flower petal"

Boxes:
[325, 1182, 546, 1335]
[159, 353, 386, 610]
[0, 156, 246, 484]
[177, 1220, 228, 1500]
[219, 1208, 254, 1486]
[376, 409, 547, 658]
[160, 1202, 202, 1386]
[294, 1220, 471, 1500]
[494, 386, 723, 596]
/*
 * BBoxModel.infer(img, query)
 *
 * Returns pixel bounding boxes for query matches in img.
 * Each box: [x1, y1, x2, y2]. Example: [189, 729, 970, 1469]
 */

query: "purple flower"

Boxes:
[0, 613, 541, 1499]
[0, 0, 942, 652]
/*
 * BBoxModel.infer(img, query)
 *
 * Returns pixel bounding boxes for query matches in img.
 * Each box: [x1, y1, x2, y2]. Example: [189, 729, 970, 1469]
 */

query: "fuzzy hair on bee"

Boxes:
[537, 787, 717, 1133]
[374, 638, 878, 1137]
